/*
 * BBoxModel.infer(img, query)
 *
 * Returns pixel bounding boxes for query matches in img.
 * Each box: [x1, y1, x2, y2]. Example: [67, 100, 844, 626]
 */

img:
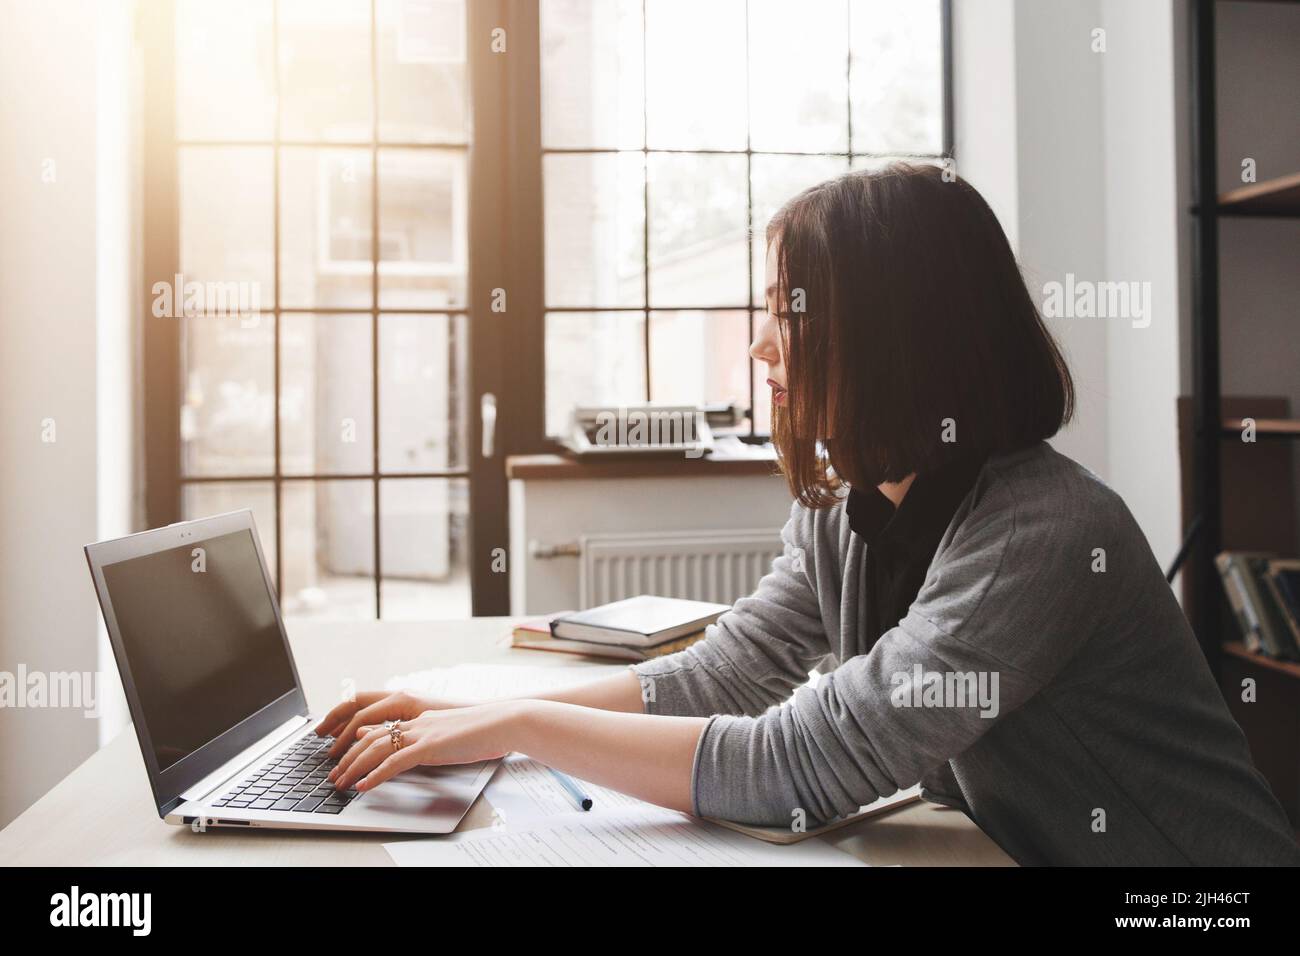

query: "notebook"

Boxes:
[550, 594, 731, 648]
[704, 785, 923, 844]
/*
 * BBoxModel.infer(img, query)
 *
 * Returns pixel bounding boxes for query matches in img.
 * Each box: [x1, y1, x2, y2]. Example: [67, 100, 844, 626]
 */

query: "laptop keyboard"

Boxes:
[208, 733, 360, 814]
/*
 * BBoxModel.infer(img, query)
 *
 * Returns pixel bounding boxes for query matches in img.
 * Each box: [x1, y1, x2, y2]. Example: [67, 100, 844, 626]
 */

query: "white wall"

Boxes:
[1097, 0, 1184, 581]
[96, 0, 139, 746]
[954, 0, 1186, 574]
[0, 0, 135, 828]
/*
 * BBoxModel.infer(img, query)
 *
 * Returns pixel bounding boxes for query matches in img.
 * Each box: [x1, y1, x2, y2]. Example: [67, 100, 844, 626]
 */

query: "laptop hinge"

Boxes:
[179, 714, 310, 802]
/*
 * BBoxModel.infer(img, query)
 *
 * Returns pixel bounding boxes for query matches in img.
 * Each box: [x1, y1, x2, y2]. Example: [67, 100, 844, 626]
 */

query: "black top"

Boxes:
[845, 454, 987, 647]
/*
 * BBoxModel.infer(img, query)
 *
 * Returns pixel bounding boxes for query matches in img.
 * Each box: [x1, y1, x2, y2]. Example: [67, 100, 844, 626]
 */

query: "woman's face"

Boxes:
[749, 240, 788, 406]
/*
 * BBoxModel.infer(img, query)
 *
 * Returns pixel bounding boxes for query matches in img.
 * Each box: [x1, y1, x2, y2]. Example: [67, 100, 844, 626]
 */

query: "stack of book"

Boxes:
[1216, 552, 1300, 660]
[508, 594, 731, 662]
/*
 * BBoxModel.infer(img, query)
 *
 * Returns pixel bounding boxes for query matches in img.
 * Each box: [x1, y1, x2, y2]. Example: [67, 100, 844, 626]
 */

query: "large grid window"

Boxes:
[539, 0, 949, 438]
[149, 0, 950, 619]
[172, 0, 471, 620]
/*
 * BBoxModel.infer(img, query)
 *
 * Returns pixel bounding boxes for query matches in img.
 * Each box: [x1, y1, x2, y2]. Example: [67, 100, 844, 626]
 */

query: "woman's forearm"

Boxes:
[507, 700, 707, 814]
[512, 668, 647, 714]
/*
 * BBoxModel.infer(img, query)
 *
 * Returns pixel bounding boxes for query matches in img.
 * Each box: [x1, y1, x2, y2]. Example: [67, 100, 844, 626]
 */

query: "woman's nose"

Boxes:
[750, 317, 779, 364]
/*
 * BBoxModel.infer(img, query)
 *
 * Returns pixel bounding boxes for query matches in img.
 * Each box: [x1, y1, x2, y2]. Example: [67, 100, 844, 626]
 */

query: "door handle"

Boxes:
[480, 392, 497, 459]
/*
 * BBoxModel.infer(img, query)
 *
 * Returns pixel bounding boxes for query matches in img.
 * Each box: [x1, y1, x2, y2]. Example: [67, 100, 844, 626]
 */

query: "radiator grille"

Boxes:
[579, 529, 783, 608]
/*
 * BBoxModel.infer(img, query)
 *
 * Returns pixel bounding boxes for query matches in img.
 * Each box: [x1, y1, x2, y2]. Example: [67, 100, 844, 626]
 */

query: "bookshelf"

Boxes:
[1182, 0, 1300, 666]
[1217, 170, 1300, 217]
[1222, 641, 1300, 680]
[1182, 0, 1300, 825]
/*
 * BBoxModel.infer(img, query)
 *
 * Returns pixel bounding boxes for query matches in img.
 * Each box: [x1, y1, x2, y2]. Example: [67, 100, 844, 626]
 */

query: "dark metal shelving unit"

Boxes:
[1176, 0, 1300, 675]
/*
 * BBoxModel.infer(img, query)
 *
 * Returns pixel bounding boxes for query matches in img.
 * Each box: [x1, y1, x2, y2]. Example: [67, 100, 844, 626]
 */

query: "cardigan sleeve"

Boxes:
[689, 476, 1110, 826]
[630, 499, 835, 719]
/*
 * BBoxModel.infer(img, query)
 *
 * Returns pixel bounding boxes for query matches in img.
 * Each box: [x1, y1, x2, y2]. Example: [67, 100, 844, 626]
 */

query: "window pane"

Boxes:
[181, 314, 275, 477]
[644, 0, 747, 149]
[377, 0, 467, 144]
[849, 154, 930, 172]
[179, 147, 274, 305]
[280, 148, 374, 309]
[648, 153, 748, 308]
[649, 310, 749, 410]
[380, 478, 470, 618]
[545, 311, 646, 437]
[281, 479, 375, 618]
[750, 154, 847, 301]
[541, 0, 644, 149]
[175, 0, 275, 141]
[544, 152, 645, 308]
[280, 313, 374, 476]
[379, 313, 467, 472]
[748, 0, 848, 153]
[378, 149, 467, 309]
[181, 482, 278, 586]
[849, 0, 944, 154]
[279, 0, 372, 142]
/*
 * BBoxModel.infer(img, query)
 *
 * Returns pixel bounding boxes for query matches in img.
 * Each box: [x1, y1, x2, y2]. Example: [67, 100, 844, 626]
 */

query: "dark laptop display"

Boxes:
[100, 529, 296, 773]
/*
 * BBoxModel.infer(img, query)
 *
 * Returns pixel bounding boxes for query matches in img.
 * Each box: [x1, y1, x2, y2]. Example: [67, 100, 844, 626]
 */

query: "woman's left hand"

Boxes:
[328, 702, 525, 793]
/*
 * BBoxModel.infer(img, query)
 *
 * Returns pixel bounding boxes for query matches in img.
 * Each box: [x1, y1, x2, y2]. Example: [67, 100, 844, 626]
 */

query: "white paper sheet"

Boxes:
[384, 806, 867, 867]
[384, 663, 625, 701]
[482, 754, 647, 827]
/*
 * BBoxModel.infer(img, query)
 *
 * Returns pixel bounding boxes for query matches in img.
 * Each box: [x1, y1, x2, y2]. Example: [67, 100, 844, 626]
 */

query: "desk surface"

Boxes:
[0, 619, 1013, 867]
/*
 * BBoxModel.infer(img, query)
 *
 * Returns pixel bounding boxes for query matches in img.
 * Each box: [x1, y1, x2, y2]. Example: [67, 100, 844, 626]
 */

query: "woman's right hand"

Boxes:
[315, 690, 470, 759]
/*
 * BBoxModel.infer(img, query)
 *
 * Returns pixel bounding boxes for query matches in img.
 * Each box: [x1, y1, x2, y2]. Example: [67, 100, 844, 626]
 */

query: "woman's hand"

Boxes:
[324, 697, 703, 815]
[314, 690, 475, 759]
[328, 702, 525, 792]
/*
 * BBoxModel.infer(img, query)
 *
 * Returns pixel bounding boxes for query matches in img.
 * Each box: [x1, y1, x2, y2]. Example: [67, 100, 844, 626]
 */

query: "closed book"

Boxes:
[1253, 558, 1300, 660]
[550, 594, 730, 648]
[1243, 554, 1300, 660]
[1217, 551, 1298, 660]
[1216, 554, 1262, 654]
[511, 628, 707, 662]
[1221, 552, 1280, 656]
[1265, 560, 1300, 650]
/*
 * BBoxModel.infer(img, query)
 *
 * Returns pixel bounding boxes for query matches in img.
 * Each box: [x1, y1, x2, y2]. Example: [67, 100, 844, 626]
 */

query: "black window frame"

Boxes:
[142, 0, 953, 617]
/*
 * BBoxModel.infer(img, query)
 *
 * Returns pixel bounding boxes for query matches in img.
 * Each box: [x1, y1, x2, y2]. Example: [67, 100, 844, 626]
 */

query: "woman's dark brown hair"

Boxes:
[767, 162, 1074, 508]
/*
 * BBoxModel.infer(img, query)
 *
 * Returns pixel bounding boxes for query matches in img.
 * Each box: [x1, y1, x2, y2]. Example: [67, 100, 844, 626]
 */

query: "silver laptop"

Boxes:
[85, 510, 498, 833]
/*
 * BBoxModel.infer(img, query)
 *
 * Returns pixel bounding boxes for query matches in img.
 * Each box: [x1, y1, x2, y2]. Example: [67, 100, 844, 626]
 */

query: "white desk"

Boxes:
[0, 619, 1014, 866]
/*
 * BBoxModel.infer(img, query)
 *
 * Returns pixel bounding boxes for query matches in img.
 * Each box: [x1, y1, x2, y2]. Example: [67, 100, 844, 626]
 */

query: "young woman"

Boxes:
[318, 164, 1299, 866]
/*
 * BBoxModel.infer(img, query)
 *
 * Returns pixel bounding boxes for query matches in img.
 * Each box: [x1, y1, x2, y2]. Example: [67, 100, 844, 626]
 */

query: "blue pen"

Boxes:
[547, 766, 593, 811]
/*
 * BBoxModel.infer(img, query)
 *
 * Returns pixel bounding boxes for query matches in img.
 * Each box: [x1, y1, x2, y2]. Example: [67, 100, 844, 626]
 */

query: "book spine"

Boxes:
[1217, 554, 1263, 655]
[1232, 555, 1286, 658]
[1264, 574, 1300, 655]
[1249, 560, 1300, 660]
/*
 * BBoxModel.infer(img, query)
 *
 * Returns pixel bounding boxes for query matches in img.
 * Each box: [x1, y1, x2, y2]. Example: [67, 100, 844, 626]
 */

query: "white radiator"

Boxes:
[578, 529, 783, 609]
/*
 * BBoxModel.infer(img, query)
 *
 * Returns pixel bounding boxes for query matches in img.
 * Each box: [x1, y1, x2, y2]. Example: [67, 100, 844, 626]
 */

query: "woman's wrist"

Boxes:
[496, 698, 550, 756]
[460, 698, 543, 757]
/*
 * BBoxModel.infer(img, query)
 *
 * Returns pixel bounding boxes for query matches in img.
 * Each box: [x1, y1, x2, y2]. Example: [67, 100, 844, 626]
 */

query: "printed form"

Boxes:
[384, 805, 866, 867]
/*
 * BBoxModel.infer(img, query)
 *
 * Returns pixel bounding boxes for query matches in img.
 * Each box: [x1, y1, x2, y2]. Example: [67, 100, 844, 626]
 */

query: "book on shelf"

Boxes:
[1264, 559, 1300, 652]
[1215, 551, 1300, 660]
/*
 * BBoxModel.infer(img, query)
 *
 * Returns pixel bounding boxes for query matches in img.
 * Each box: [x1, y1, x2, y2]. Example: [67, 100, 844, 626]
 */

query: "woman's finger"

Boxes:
[313, 698, 358, 737]
[327, 694, 406, 758]
[356, 744, 423, 792]
[332, 724, 387, 781]
[334, 732, 407, 792]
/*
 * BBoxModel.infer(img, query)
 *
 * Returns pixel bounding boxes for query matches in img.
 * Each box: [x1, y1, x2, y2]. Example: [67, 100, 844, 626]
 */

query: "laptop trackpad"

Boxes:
[352, 761, 492, 816]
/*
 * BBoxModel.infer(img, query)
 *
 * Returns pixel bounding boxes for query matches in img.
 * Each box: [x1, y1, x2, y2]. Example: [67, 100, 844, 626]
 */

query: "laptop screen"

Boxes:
[100, 528, 297, 773]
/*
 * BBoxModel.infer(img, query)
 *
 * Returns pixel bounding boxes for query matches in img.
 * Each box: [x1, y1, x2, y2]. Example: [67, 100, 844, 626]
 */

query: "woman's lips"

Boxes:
[767, 378, 787, 405]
